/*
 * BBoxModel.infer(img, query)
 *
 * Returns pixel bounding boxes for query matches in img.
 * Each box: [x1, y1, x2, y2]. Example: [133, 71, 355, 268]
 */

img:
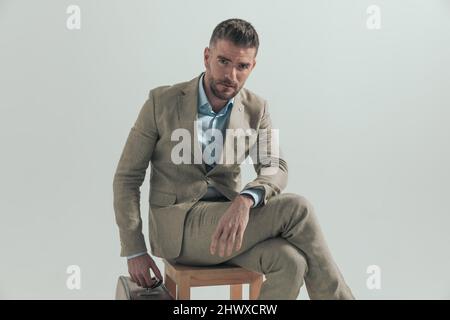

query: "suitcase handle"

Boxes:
[137, 277, 166, 297]
[149, 277, 163, 289]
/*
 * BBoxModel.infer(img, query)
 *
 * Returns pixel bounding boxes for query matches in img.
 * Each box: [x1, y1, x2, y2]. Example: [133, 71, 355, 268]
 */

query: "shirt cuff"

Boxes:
[240, 188, 264, 208]
[126, 251, 147, 260]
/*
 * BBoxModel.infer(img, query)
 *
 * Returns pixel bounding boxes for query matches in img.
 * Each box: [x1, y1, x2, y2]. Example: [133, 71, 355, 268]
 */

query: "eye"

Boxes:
[218, 58, 228, 65]
[239, 64, 249, 70]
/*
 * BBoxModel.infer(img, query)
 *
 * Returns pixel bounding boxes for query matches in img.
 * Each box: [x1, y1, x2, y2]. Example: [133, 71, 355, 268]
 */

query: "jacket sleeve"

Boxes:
[242, 100, 288, 207]
[113, 90, 159, 257]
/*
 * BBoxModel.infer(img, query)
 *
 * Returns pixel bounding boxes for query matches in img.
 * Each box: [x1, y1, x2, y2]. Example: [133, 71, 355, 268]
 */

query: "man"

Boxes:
[113, 18, 355, 299]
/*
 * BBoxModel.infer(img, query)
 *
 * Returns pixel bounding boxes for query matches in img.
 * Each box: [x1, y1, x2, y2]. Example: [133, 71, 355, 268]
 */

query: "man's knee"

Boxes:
[279, 242, 309, 278]
[279, 193, 315, 220]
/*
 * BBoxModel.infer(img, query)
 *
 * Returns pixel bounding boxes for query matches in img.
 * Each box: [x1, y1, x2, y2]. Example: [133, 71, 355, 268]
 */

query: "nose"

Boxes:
[225, 67, 238, 83]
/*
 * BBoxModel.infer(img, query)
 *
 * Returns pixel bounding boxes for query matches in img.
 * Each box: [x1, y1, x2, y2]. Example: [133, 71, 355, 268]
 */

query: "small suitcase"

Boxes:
[115, 276, 174, 300]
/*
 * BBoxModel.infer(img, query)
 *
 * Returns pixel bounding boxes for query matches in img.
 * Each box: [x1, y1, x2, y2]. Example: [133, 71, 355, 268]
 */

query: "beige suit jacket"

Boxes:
[113, 72, 288, 259]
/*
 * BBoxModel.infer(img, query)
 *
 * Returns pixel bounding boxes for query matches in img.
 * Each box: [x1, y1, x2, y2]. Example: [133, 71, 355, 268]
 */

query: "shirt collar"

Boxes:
[198, 73, 234, 116]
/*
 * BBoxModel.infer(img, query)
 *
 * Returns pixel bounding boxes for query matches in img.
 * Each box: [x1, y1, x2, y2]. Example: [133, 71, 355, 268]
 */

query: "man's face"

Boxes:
[204, 39, 257, 101]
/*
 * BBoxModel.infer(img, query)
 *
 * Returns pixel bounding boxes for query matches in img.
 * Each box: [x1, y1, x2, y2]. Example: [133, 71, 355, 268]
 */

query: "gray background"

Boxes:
[0, 0, 449, 299]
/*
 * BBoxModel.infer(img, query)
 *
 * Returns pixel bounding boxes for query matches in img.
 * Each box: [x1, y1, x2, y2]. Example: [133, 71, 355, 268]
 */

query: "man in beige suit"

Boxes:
[113, 18, 355, 299]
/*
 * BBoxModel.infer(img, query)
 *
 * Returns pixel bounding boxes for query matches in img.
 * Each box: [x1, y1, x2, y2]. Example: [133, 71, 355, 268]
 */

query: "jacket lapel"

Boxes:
[176, 73, 252, 175]
[177, 73, 206, 173]
[208, 89, 253, 176]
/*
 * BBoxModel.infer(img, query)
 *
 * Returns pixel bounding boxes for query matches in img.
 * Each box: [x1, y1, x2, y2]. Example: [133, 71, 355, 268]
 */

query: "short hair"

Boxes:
[209, 18, 259, 55]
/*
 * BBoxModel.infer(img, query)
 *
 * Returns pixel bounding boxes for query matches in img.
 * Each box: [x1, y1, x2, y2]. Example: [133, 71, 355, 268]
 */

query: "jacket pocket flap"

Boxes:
[150, 190, 176, 206]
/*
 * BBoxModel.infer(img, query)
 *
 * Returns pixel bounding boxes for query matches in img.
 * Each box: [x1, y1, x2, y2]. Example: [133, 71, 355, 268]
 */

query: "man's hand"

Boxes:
[210, 194, 254, 257]
[127, 253, 163, 288]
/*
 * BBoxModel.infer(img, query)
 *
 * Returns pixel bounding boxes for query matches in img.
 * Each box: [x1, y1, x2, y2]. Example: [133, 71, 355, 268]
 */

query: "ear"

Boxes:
[251, 59, 257, 71]
[203, 47, 210, 68]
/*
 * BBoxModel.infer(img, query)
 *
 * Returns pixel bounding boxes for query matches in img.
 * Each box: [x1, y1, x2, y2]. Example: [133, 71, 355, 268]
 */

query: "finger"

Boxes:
[129, 272, 137, 284]
[150, 264, 163, 281]
[136, 274, 146, 288]
[234, 225, 243, 251]
[210, 226, 223, 255]
[210, 229, 219, 254]
[226, 233, 236, 257]
[226, 225, 239, 256]
[142, 269, 153, 288]
[218, 230, 229, 257]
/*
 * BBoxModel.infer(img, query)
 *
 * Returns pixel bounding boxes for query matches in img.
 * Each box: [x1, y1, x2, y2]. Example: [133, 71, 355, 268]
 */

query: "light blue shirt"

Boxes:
[127, 73, 263, 259]
[196, 73, 263, 206]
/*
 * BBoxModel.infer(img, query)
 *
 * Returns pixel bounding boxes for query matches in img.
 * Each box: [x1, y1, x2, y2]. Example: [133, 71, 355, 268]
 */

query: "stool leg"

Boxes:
[230, 284, 243, 300]
[249, 275, 263, 300]
[177, 275, 191, 300]
[165, 272, 176, 300]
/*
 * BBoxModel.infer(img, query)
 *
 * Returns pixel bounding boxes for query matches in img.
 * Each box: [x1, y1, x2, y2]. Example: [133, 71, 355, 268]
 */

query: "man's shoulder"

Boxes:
[147, 76, 198, 102]
[144, 75, 268, 114]
[238, 87, 267, 115]
[147, 82, 186, 101]
[239, 87, 266, 106]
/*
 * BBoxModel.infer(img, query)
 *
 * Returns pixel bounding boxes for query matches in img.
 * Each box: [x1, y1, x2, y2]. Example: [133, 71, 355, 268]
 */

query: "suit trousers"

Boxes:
[173, 193, 355, 300]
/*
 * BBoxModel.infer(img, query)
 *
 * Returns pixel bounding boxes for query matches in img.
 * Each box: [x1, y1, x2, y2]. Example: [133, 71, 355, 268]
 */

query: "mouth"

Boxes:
[220, 83, 236, 89]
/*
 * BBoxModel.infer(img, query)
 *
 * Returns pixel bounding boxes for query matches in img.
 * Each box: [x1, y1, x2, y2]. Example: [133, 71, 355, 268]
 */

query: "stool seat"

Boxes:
[163, 259, 264, 300]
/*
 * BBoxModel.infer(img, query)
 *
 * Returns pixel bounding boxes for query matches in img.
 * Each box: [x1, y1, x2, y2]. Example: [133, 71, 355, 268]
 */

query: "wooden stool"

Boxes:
[163, 259, 264, 300]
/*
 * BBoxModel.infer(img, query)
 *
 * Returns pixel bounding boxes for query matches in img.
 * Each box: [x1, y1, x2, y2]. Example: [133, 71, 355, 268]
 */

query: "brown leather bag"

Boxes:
[115, 276, 174, 300]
